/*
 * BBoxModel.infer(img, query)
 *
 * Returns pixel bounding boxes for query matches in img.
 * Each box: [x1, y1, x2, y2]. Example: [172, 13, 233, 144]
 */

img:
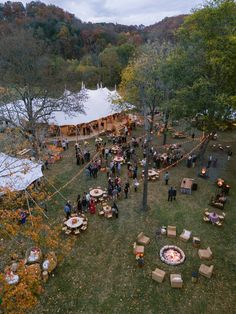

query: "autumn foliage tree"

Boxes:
[0, 184, 76, 314]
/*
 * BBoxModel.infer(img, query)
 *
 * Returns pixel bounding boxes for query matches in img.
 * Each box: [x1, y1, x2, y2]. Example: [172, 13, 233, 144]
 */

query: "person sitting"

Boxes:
[136, 253, 144, 268]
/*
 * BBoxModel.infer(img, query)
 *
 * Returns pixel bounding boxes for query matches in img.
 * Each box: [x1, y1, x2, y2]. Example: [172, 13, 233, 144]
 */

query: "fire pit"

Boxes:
[199, 167, 208, 178]
[217, 178, 224, 187]
[160, 245, 185, 266]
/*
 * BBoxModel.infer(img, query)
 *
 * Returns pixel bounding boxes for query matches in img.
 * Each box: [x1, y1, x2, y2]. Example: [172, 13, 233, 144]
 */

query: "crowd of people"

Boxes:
[64, 195, 119, 218]
[59, 124, 216, 222]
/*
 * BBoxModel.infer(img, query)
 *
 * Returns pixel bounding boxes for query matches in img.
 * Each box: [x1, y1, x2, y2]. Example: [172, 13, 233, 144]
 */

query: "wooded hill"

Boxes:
[0, 1, 186, 87]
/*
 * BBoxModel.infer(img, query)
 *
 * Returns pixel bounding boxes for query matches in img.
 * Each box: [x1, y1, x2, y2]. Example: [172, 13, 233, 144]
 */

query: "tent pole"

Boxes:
[25, 190, 34, 226]
[76, 125, 78, 143]
[25, 190, 49, 219]
[44, 176, 67, 202]
[59, 126, 63, 141]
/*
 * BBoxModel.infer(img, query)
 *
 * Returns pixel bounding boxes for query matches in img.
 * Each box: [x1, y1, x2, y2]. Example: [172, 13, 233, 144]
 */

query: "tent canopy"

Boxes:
[49, 87, 121, 127]
[0, 153, 43, 192]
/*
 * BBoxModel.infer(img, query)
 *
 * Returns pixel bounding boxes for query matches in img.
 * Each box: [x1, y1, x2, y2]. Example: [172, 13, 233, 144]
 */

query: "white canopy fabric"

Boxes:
[49, 87, 121, 126]
[0, 153, 43, 192]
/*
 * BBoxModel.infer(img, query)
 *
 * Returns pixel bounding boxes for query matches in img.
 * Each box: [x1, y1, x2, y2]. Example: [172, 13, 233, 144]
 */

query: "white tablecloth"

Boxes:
[65, 217, 83, 229]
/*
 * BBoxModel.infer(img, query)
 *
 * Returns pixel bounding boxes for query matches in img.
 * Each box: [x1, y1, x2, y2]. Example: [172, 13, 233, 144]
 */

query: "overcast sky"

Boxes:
[20, 0, 204, 26]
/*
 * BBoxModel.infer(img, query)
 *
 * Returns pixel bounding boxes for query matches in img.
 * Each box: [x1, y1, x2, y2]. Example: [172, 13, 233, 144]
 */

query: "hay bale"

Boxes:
[43, 252, 57, 274]
[26, 247, 42, 264]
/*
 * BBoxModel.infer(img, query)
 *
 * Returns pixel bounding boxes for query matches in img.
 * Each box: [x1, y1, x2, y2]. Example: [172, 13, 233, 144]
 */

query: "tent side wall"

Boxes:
[58, 112, 126, 137]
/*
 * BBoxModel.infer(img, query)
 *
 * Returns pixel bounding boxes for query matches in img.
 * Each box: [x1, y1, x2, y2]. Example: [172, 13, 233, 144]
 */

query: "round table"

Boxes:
[148, 169, 158, 177]
[90, 188, 104, 198]
[114, 156, 124, 163]
[111, 146, 120, 154]
[209, 212, 219, 224]
[65, 217, 84, 229]
[161, 153, 168, 160]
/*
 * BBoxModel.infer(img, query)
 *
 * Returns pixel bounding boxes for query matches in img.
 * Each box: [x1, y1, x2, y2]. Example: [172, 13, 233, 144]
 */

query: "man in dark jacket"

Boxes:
[173, 187, 177, 200]
[168, 187, 174, 202]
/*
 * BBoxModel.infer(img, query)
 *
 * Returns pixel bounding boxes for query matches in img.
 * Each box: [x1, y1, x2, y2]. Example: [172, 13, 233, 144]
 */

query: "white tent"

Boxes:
[0, 153, 43, 192]
[49, 87, 121, 126]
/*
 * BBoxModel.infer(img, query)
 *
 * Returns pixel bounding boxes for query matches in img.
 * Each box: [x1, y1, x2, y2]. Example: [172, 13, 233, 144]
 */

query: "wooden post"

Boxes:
[76, 125, 78, 143]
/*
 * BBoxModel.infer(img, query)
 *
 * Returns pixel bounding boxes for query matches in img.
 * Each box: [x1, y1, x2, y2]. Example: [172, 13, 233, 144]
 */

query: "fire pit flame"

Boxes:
[160, 245, 185, 266]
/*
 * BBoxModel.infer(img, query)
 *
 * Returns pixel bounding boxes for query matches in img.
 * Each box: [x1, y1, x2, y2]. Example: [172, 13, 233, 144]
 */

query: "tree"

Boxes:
[120, 45, 170, 211]
[162, 0, 236, 134]
[99, 45, 122, 86]
[159, 0, 236, 157]
[0, 185, 76, 314]
[117, 43, 136, 67]
[0, 29, 86, 157]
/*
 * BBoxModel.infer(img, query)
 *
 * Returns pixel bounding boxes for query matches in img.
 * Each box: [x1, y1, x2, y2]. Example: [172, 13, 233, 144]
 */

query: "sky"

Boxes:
[20, 0, 204, 26]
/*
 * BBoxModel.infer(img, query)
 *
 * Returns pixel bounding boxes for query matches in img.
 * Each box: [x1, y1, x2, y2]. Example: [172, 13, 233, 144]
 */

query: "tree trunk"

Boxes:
[141, 111, 154, 211]
[142, 130, 151, 211]
[198, 134, 211, 161]
[141, 87, 149, 211]
[162, 111, 169, 145]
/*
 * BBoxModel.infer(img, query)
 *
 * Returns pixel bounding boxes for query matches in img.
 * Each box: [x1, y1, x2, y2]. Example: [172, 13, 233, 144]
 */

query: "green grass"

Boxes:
[33, 128, 236, 314]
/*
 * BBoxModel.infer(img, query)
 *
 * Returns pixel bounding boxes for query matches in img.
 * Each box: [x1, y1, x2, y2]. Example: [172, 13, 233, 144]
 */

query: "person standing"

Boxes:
[207, 155, 212, 168]
[134, 178, 139, 192]
[168, 187, 173, 202]
[64, 202, 71, 219]
[62, 140, 66, 151]
[112, 202, 119, 218]
[76, 154, 81, 166]
[45, 159, 49, 170]
[227, 151, 232, 161]
[124, 182, 129, 199]
[20, 211, 27, 224]
[187, 155, 192, 168]
[65, 138, 69, 150]
[117, 162, 121, 176]
[81, 194, 87, 213]
[192, 155, 197, 168]
[89, 199, 96, 214]
[77, 194, 82, 213]
[105, 147, 109, 160]
[164, 171, 170, 185]
[86, 192, 91, 207]
[213, 158, 218, 168]
[173, 187, 177, 200]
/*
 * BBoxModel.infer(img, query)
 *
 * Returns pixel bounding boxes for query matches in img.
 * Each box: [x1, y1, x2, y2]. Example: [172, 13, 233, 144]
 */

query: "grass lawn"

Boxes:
[33, 127, 236, 314]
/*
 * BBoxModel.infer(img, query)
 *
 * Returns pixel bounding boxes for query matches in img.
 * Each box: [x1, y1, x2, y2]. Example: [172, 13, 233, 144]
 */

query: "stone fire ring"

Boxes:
[160, 245, 186, 266]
